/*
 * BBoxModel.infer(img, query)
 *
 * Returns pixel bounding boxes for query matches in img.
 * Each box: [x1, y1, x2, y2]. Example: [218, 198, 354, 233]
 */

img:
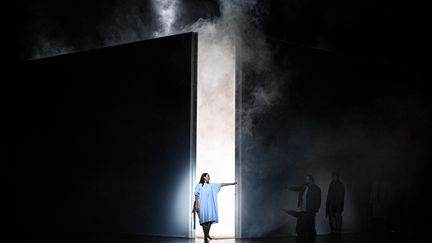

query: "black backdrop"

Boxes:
[237, 41, 430, 238]
[4, 33, 197, 237]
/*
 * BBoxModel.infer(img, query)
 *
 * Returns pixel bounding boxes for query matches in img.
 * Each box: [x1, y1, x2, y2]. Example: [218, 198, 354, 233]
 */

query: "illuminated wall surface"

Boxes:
[195, 32, 235, 238]
[237, 42, 430, 237]
[4, 33, 197, 237]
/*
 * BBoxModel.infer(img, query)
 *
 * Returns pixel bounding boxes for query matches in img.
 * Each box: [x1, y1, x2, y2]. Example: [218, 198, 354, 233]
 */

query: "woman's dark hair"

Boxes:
[200, 173, 209, 186]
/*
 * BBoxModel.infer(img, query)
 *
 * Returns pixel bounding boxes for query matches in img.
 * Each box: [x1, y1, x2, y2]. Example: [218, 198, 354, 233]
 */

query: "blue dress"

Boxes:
[194, 183, 221, 225]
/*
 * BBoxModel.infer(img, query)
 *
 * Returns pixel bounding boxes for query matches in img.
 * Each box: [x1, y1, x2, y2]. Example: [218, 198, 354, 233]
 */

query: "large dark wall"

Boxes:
[238, 42, 430, 237]
[4, 33, 197, 237]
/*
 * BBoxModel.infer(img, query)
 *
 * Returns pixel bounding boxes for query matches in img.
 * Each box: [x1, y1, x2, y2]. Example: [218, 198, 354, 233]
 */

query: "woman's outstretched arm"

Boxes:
[221, 182, 238, 187]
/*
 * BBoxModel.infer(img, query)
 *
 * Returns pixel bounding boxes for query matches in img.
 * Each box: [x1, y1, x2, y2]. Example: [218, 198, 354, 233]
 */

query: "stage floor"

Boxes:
[2, 232, 415, 243]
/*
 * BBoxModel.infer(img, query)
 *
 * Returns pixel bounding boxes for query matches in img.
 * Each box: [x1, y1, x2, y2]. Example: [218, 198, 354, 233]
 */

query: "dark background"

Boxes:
[7, 0, 430, 63]
[4, 0, 431, 239]
[4, 33, 197, 238]
[233, 0, 429, 238]
[238, 40, 430, 237]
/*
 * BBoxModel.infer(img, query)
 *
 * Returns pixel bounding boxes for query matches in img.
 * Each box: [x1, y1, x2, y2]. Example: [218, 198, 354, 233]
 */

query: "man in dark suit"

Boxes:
[284, 174, 322, 240]
[326, 171, 345, 234]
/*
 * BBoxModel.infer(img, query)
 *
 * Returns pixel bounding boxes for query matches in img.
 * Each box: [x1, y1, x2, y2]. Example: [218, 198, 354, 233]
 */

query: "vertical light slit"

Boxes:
[196, 36, 235, 238]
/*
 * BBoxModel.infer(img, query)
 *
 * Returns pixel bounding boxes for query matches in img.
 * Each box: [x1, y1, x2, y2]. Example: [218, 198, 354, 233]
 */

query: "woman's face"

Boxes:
[204, 174, 210, 183]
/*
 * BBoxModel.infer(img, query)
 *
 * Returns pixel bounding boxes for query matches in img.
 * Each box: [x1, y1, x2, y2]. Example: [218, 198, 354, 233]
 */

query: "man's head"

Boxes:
[305, 174, 314, 185]
[332, 171, 340, 181]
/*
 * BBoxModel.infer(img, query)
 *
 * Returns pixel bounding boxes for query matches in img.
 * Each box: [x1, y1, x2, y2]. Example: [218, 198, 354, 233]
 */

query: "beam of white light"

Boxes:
[152, 0, 236, 237]
[152, 0, 178, 37]
[195, 22, 236, 239]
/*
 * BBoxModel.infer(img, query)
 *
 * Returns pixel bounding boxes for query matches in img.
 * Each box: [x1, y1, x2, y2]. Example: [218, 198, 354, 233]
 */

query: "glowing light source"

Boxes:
[195, 24, 236, 239]
[152, 0, 236, 238]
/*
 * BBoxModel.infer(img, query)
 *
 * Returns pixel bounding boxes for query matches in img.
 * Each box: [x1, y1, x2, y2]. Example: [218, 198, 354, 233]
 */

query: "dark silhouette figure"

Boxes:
[284, 174, 321, 242]
[326, 171, 345, 235]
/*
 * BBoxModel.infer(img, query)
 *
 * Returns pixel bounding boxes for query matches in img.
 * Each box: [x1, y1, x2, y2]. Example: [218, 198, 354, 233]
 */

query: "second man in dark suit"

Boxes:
[326, 171, 345, 235]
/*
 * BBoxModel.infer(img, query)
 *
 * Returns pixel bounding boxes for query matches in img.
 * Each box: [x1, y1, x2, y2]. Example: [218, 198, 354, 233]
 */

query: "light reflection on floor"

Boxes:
[3, 233, 414, 243]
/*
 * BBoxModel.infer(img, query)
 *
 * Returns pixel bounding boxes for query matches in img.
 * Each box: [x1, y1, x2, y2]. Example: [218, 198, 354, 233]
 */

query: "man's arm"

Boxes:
[341, 182, 345, 211]
[285, 185, 304, 192]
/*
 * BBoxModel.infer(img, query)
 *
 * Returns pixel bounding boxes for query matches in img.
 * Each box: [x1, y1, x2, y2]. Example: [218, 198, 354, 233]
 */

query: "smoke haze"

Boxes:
[15, 0, 429, 238]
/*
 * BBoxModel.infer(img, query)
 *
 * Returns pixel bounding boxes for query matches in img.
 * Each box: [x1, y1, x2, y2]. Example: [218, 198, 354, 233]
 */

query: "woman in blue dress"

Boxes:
[194, 173, 237, 241]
